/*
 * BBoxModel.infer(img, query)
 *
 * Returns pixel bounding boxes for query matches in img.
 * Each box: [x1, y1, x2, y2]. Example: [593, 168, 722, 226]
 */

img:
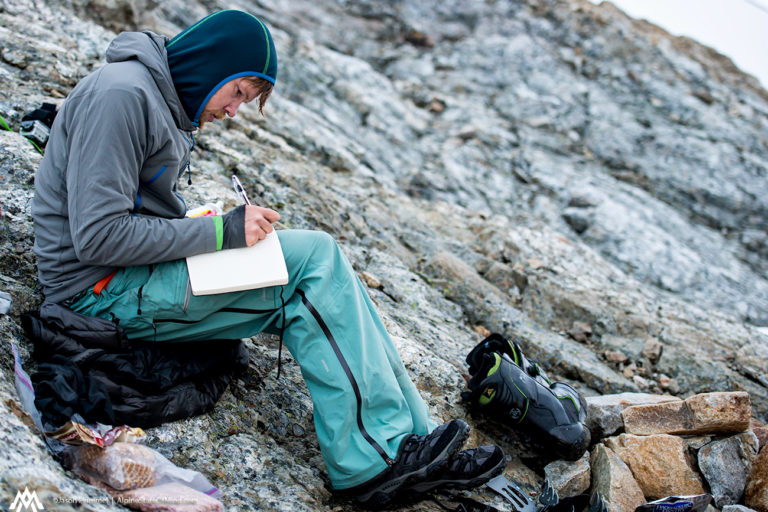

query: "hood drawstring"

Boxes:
[276, 286, 287, 379]
[186, 132, 195, 185]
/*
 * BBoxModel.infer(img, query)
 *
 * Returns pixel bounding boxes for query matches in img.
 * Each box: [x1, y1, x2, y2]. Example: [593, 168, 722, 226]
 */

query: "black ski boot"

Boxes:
[466, 333, 550, 386]
[463, 335, 590, 461]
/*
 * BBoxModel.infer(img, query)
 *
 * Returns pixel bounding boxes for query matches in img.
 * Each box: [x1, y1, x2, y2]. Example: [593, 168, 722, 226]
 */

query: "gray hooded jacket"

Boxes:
[32, 32, 244, 303]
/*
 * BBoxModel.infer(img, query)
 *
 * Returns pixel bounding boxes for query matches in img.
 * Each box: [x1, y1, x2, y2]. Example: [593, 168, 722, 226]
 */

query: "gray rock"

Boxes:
[0, 291, 11, 314]
[698, 432, 760, 508]
[544, 452, 590, 498]
[563, 206, 594, 234]
[642, 337, 663, 364]
[722, 505, 759, 512]
[685, 436, 714, 452]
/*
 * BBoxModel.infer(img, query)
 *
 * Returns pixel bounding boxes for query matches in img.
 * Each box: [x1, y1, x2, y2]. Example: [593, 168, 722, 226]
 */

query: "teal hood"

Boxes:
[166, 10, 278, 126]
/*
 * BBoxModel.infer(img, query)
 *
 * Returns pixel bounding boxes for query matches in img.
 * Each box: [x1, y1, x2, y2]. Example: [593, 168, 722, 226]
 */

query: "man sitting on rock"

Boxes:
[30, 9, 504, 507]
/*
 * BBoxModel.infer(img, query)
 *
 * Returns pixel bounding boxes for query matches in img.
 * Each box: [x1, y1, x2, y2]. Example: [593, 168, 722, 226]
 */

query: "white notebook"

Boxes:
[185, 231, 289, 296]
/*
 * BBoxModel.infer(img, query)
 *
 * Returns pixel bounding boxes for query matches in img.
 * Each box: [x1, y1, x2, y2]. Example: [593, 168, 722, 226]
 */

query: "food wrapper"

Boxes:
[73, 442, 157, 490]
[47, 421, 145, 447]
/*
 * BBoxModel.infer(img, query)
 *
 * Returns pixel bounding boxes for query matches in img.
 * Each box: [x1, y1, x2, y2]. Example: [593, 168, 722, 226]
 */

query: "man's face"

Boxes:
[199, 77, 258, 128]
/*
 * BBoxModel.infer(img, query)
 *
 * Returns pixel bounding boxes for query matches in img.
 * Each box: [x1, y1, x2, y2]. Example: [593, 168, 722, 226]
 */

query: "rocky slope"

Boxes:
[0, 0, 766, 510]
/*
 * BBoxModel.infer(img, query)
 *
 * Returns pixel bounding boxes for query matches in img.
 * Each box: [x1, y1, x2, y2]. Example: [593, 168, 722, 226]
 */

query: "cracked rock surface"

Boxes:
[1, 0, 766, 510]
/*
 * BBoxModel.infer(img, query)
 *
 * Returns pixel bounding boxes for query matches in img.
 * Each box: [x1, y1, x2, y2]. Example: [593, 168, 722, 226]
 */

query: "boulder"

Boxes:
[544, 452, 590, 498]
[698, 432, 759, 507]
[604, 434, 705, 498]
[621, 399, 692, 435]
[590, 444, 646, 512]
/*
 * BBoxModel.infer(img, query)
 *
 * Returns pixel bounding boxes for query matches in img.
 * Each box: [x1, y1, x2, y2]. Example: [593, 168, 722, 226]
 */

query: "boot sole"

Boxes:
[356, 420, 471, 508]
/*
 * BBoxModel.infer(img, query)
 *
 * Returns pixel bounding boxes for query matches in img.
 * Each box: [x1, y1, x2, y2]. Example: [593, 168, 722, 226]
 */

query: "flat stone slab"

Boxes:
[622, 391, 751, 436]
[586, 392, 681, 438]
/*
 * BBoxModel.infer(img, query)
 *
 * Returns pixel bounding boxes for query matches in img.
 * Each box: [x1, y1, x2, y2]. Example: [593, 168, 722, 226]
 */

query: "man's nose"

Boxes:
[225, 101, 242, 117]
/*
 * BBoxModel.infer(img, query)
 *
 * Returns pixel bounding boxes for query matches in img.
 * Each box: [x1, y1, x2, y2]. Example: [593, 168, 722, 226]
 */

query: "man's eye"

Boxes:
[236, 88, 243, 97]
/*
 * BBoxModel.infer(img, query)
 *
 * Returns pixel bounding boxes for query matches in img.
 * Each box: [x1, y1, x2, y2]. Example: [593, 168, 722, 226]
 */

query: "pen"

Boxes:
[231, 175, 251, 205]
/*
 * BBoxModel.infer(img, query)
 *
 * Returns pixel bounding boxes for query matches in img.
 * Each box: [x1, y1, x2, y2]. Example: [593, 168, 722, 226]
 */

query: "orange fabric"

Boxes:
[92, 271, 117, 295]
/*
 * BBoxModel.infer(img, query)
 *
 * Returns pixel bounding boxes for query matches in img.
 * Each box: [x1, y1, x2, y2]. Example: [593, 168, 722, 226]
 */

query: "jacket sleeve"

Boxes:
[65, 87, 223, 266]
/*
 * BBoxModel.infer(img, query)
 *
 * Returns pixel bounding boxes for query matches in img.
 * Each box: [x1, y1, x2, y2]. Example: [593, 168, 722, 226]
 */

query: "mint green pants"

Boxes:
[70, 229, 435, 489]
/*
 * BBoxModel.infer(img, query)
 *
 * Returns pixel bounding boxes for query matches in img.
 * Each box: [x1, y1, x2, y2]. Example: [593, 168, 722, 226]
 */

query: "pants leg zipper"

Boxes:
[296, 289, 394, 466]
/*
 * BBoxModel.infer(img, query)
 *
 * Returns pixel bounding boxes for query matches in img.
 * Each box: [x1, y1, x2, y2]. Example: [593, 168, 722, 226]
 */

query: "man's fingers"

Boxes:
[247, 213, 272, 234]
[245, 227, 266, 246]
[257, 217, 274, 234]
[243, 205, 280, 246]
[260, 207, 280, 223]
[245, 205, 280, 222]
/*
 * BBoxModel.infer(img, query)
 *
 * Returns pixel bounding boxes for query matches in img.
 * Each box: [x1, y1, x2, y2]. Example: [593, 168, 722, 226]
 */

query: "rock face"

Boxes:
[1, 0, 768, 510]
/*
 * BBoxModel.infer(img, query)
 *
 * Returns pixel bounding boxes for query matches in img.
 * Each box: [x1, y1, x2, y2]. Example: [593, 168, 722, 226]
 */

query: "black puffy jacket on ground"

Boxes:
[22, 302, 248, 430]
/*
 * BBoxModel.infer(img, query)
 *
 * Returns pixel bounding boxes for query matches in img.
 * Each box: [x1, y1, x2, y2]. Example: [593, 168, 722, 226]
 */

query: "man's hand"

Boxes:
[244, 205, 280, 246]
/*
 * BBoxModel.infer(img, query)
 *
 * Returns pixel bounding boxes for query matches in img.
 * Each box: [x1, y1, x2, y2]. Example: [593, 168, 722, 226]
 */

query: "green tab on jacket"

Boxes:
[214, 216, 223, 250]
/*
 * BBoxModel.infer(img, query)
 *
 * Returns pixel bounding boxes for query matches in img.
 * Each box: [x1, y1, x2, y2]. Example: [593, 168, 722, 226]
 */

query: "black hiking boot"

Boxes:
[354, 419, 471, 508]
[405, 444, 506, 494]
[463, 341, 590, 461]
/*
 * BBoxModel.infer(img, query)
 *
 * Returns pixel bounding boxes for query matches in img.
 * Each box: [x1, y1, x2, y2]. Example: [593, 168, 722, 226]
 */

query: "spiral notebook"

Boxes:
[185, 231, 289, 296]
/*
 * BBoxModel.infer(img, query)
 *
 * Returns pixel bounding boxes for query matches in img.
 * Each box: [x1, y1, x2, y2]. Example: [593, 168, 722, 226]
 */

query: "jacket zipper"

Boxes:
[296, 289, 394, 466]
[137, 264, 154, 316]
[182, 278, 191, 313]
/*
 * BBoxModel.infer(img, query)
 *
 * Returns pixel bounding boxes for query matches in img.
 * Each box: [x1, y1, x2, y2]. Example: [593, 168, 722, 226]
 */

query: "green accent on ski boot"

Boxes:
[486, 352, 502, 377]
[479, 387, 496, 405]
[556, 394, 580, 412]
